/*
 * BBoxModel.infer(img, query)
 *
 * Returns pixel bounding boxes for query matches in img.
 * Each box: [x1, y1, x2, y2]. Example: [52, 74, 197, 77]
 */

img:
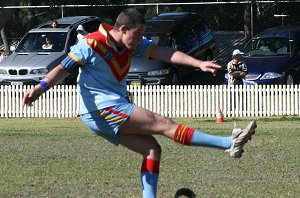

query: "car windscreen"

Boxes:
[15, 32, 67, 52]
[243, 37, 293, 57]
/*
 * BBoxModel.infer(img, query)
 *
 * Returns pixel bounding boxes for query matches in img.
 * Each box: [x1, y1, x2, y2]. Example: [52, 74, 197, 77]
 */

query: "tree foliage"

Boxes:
[0, 1, 299, 52]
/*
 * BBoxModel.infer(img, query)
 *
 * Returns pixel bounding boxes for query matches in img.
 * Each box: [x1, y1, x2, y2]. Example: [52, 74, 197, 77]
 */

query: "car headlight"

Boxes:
[260, 72, 282, 80]
[0, 69, 7, 74]
[147, 69, 170, 76]
[30, 68, 48, 75]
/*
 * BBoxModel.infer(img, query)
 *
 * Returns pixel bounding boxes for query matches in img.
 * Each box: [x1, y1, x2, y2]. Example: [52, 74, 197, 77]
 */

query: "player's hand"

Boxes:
[198, 60, 222, 76]
[23, 87, 42, 106]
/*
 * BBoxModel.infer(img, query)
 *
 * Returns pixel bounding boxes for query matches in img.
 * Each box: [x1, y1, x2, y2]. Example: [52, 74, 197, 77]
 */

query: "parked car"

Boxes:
[0, 16, 102, 85]
[126, 12, 219, 85]
[239, 26, 300, 85]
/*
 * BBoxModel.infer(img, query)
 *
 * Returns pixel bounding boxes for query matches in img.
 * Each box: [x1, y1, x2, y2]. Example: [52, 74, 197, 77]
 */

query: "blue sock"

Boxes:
[140, 159, 159, 198]
[190, 130, 232, 150]
[141, 172, 158, 198]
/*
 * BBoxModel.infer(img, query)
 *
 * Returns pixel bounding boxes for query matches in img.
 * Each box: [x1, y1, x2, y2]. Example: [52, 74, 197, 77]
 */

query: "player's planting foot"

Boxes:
[225, 120, 257, 158]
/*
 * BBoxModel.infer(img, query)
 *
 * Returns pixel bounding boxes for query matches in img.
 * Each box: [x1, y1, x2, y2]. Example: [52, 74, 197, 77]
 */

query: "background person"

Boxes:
[76, 24, 89, 43]
[51, 20, 58, 28]
[227, 49, 248, 85]
[42, 36, 54, 49]
[23, 8, 257, 198]
[0, 49, 7, 63]
[259, 39, 276, 52]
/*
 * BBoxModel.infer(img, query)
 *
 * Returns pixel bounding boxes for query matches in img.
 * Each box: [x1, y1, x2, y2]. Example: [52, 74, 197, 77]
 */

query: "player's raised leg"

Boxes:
[120, 106, 257, 158]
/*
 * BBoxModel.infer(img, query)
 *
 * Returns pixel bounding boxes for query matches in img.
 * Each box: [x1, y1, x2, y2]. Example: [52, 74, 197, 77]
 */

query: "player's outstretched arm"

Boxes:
[150, 46, 221, 76]
[23, 65, 70, 106]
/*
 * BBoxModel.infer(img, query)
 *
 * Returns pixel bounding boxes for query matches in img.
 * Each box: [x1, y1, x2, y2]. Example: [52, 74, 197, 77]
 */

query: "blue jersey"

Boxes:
[61, 23, 156, 114]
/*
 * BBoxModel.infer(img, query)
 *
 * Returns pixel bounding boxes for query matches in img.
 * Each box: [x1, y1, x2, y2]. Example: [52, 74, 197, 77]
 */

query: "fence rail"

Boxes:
[1, 85, 299, 118]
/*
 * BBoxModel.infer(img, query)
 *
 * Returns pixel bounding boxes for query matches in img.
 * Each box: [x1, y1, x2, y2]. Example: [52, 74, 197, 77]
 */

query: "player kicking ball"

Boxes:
[23, 8, 257, 198]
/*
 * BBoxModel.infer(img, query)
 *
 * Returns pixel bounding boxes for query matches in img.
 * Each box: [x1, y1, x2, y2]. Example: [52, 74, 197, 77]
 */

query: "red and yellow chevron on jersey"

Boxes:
[85, 24, 133, 82]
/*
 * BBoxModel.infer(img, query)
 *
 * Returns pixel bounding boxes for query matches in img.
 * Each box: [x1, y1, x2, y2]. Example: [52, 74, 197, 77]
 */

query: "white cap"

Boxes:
[232, 49, 244, 56]
[76, 25, 85, 32]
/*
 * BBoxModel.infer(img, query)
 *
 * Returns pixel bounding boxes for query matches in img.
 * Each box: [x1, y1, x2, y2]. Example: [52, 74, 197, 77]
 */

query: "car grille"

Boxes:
[8, 69, 28, 75]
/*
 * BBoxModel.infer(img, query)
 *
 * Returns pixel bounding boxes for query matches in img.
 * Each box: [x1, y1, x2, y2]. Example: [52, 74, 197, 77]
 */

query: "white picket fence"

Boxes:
[0, 84, 300, 118]
[0, 85, 79, 118]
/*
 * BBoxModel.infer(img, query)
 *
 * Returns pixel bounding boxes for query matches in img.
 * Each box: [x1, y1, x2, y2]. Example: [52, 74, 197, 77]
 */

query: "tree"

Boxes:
[0, 1, 17, 54]
[244, 3, 252, 41]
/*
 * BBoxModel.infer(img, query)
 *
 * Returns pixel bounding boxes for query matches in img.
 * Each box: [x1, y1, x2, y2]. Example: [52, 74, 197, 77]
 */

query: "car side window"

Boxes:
[192, 19, 213, 46]
[68, 30, 78, 49]
[83, 20, 101, 33]
[191, 19, 204, 38]
[184, 22, 199, 52]
[21, 34, 39, 51]
[174, 22, 198, 53]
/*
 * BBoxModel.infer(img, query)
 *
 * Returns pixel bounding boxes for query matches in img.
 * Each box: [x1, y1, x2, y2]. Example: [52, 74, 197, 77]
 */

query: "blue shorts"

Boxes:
[81, 103, 136, 145]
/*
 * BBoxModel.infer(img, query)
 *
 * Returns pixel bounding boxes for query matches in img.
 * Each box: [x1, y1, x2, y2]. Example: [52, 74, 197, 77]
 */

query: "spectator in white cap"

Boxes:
[76, 25, 89, 43]
[227, 49, 248, 85]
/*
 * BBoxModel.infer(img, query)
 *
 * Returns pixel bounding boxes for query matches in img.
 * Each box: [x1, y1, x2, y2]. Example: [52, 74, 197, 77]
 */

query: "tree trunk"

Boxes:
[26, 0, 38, 30]
[0, 28, 10, 55]
[244, 5, 252, 42]
[0, 0, 17, 52]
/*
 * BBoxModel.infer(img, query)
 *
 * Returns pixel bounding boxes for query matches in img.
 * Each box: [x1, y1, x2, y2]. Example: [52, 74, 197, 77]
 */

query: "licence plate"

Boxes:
[130, 81, 141, 86]
[11, 82, 23, 85]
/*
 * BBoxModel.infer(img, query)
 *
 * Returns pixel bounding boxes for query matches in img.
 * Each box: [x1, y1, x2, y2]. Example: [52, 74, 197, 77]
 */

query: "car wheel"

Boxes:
[285, 73, 294, 85]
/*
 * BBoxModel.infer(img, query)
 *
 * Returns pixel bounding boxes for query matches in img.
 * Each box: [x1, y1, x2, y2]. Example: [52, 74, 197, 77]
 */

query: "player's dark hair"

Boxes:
[114, 8, 145, 30]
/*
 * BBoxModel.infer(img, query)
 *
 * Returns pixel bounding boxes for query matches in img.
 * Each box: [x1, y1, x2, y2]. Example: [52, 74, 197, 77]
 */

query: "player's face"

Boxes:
[122, 24, 145, 50]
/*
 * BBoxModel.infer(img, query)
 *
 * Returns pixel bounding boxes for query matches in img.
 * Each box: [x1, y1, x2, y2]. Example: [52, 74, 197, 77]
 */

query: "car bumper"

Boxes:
[225, 73, 285, 85]
[127, 75, 172, 85]
[245, 74, 285, 85]
[253, 78, 284, 85]
[0, 75, 45, 85]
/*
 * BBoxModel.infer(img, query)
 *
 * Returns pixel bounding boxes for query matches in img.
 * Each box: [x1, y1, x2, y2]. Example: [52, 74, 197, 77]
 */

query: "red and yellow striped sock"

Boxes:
[173, 124, 195, 145]
[141, 158, 160, 175]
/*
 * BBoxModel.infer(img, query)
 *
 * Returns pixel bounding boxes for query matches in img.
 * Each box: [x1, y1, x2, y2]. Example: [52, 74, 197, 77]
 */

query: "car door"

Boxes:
[291, 35, 300, 83]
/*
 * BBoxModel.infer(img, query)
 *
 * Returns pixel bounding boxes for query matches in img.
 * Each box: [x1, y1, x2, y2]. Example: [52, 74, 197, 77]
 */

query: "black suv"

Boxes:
[127, 12, 219, 85]
[0, 16, 101, 85]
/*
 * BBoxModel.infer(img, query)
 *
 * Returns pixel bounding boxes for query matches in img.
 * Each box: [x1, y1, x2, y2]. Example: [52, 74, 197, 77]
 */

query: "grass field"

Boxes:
[0, 117, 299, 198]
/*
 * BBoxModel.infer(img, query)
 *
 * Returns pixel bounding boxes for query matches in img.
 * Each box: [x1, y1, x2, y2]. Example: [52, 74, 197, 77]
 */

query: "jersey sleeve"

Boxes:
[61, 40, 93, 73]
